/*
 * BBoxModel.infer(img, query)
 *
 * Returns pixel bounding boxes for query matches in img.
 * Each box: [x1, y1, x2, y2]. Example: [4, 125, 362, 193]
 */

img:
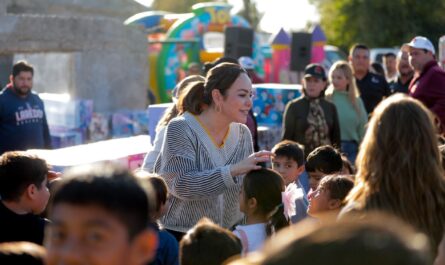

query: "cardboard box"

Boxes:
[40, 93, 93, 129]
[111, 110, 149, 138]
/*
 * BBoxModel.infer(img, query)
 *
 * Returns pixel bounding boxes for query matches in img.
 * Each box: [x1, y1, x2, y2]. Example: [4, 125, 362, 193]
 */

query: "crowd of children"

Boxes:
[1, 58, 445, 265]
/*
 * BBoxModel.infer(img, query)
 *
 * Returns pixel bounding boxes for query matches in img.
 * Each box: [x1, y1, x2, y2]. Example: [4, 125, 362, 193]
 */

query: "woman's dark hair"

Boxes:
[157, 75, 204, 130]
[178, 62, 247, 115]
[203, 57, 239, 75]
[243, 168, 288, 236]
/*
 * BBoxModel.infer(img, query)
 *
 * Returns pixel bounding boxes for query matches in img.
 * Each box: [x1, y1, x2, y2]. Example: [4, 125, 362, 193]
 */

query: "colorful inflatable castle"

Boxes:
[268, 25, 327, 83]
[125, 2, 263, 103]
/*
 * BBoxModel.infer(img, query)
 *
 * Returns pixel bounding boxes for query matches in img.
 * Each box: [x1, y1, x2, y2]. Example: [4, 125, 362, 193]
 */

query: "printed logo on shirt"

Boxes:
[371, 76, 380, 84]
[15, 103, 44, 125]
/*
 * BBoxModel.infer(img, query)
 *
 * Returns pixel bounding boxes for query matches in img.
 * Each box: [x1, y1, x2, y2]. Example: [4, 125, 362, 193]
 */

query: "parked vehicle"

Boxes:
[323, 45, 347, 70]
[370, 47, 400, 64]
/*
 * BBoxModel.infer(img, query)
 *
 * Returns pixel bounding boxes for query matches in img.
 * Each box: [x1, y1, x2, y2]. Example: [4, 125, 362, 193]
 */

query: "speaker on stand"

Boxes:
[224, 26, 254, 59]
[289, 32, 312, 83]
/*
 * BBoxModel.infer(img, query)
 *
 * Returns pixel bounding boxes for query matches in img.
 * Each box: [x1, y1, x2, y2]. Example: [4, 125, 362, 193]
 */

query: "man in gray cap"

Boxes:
[402, 36, 445, 134]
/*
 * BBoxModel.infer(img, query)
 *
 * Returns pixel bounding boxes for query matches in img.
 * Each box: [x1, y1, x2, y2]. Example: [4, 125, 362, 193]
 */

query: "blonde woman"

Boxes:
[326, 61, 368, 164]
[342, 94, 445, 253]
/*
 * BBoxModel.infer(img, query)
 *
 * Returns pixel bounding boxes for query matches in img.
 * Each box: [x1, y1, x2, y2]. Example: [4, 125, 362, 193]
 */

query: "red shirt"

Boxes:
[409, 60, 445, 134]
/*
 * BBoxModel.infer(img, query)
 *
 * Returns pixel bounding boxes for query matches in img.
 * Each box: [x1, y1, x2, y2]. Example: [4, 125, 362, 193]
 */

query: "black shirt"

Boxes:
[356, 72, 390, 114]
[389, 75, 413, 95]
[0, 201, 47, 245]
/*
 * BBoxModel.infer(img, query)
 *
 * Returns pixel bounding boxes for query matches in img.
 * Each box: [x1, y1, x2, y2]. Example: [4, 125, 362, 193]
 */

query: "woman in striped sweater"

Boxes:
[154, 63, 272, 241]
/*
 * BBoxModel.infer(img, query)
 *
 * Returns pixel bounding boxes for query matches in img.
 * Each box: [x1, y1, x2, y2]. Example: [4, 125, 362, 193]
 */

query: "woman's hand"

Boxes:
[230, 150, 273, 176]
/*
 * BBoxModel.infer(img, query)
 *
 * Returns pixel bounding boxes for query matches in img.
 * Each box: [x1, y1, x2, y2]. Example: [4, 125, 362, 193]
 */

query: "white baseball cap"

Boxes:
[238, 56, 255, 70]
[402, 36, 435, 55]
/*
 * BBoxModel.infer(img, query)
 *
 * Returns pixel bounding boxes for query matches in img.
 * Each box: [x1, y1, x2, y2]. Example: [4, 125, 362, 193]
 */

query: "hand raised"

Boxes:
[230, 150, 273, 176]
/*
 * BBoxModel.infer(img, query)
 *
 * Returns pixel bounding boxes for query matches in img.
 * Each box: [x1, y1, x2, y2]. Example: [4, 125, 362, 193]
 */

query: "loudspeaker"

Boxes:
[224, 26, 254, 59]
[290, 32, 312, 71]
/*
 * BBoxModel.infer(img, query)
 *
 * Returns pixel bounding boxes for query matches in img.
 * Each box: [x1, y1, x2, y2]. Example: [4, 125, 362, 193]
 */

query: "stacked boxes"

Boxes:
[40, 93, 93, 148]
[111, 110, 149, 138]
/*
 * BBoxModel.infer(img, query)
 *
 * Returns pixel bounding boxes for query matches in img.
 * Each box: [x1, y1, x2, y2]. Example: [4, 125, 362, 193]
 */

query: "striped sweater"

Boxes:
[154, 112, 253, 232]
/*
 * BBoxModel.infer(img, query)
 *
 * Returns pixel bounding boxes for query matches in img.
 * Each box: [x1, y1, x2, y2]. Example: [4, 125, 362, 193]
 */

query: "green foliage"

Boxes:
[237, 0, 263, 30]
[151, 0, 222, 13]
[310, 0, 445, 51]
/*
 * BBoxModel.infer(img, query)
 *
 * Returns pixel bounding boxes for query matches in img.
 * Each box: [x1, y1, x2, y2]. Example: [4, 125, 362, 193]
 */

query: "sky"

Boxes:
[228, 0, 319, 33]
[134, 0, 319, 34]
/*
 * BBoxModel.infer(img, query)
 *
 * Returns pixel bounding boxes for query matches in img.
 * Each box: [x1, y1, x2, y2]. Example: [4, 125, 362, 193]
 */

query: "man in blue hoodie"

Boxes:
[0, 61, 51, 154]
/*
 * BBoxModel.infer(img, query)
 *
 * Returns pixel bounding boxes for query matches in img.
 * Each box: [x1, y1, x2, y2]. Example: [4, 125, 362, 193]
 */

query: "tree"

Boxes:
[151, 0, 219, 13]
[237, 0, 263, 30]
[310, 0, 445, 52]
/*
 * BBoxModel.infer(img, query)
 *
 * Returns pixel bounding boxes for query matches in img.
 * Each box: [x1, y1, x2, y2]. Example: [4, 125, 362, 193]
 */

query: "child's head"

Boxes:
[271, 140, 305, 186]
[180, 218, 242, 265]
[228, 214, 432, 265]
[0, 151, 50, 214]
[134, 170, 168, 220]
[305, 145, 343, 191]
[340, 154, 355, 175]
[0, 242, 46, 265]
[307, 175, 354, 218]
[241, 168, 288, 235]
[45, 163, 157, 265]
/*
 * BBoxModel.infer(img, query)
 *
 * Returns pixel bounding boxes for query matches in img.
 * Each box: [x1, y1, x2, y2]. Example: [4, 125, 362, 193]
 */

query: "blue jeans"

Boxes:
[341, 140, 358, 165]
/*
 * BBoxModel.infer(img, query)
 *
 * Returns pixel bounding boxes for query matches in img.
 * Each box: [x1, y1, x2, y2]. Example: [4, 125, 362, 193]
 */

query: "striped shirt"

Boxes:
[154, 112, 253, 232]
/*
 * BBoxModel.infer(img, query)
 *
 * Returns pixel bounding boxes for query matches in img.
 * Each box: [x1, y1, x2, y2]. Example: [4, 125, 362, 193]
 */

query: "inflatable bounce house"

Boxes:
[125, 2, 264, 103]
[267, 25, 327, 83]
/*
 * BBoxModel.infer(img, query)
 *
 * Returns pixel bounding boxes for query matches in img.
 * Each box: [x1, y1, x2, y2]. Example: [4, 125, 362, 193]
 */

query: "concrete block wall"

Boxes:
[0, 0, 150, 112]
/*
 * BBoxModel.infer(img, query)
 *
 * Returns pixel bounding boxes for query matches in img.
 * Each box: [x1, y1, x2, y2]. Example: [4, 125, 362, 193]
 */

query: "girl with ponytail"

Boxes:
[234, 168, 289, 255]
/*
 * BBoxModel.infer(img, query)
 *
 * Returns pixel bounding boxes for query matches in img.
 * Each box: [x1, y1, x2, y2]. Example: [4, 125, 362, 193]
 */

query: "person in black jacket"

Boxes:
[282, 63, 341, 157]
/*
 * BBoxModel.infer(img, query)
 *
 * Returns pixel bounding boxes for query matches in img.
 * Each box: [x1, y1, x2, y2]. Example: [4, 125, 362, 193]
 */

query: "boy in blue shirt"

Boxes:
[271, 140, 308, 224]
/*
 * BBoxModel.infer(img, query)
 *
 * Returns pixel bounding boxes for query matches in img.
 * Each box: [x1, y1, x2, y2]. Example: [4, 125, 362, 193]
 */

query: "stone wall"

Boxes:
[6, 0, 145, 20]
[0, 0, 150, 112]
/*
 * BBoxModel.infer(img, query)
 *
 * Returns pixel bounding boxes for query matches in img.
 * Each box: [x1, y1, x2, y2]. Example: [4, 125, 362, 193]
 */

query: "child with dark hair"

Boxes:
[180, 218, 242, 265]
[229, 214, 431, 265]
[0, 151, 50, 245]
[340, 154, 355, 175]
[234, 168, 289, 255]
[0, 241, 46, 265]
[307, 175, 354, 222]
[271, 140, 308, 224]
[305, 145, 343, 194]
[45, 163, 157, 265]
[135, 171, 179, 265]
